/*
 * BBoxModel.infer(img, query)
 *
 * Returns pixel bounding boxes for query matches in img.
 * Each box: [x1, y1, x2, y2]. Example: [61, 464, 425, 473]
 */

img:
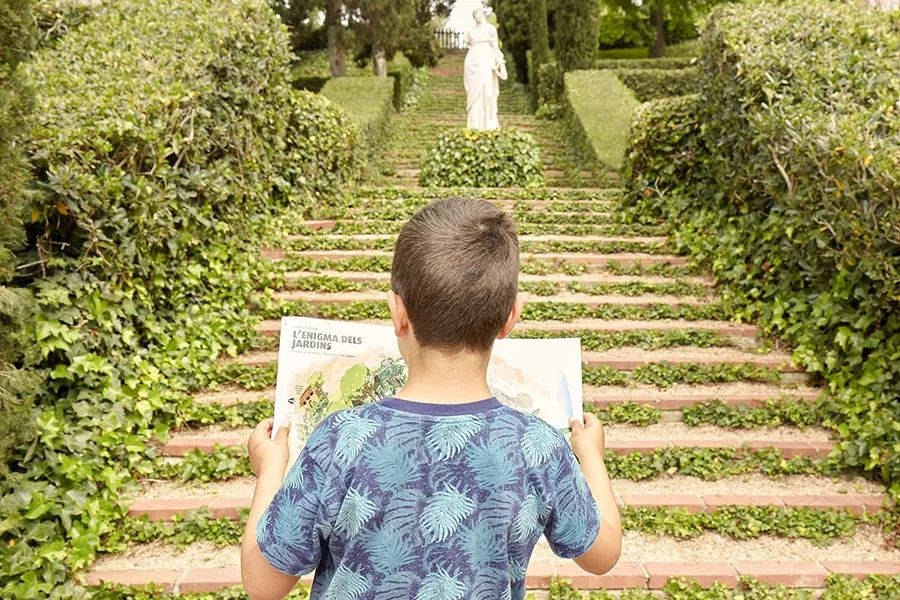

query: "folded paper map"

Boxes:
[272, 317, 582, 471]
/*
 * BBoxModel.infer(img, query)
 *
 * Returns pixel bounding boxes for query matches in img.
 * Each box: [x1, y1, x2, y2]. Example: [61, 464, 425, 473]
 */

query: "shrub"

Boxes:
[596, 57, 694, 70]
[623, 0, 900, 497]
[496, 0, 530, 82]
[535, 62, 564, 118]
[554, 0, 601, 71]
[293, 49, 412, 109]
[419, 128, 544, 188]
[529, 0, 551, 94]
[320, 76, 395, 179]
[613, 67, 699, 102]
[0, 0, 37, 489]
[563, 70, 639, 170]
[33, 0, 95, 45]
[3, 0, 358, 595]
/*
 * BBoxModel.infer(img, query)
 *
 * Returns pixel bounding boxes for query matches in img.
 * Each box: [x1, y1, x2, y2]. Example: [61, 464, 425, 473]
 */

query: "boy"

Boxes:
[241, 197, 622, 600]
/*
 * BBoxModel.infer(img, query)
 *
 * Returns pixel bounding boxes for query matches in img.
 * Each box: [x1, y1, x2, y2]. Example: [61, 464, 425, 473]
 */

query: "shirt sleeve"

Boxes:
[543, 446, 602, 559]
[255, 422, 335, 576]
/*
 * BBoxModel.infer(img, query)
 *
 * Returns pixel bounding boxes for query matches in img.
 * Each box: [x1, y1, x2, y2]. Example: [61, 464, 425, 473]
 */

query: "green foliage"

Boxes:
[32, 0, 95, 45]
[605, 446, 834, 481]
[622, 0, 900, 498]
[419, 128, 544, 188]
[596, 57, 694, 70]
[513, 328, 729, 351]
[102, 507, 246, 552]
[90, 583, 311, 600]
[597, 2, 653, 50]
[534, 62, 564, 119]
[563, 70, 639, 170]
[682, 397, 826, 430]
[0, 0, 361, 595]
[320, 76, 395, 179]
[614, 67, 699, 102]
[149, 445, 254, 483]
[0, 0, 38, 487]
[496, 0, 531, 82]
[178, 400, 272, 429]
[583, 362, 782, 388]
[529, 0, 551, 93]
[584, 401, 661, 426]
[554, 0, 600, 71]
[623, 505, 860, 545]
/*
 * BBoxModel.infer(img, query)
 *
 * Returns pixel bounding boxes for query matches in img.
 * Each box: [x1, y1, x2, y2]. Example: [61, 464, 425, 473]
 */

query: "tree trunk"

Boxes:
[649, 0, 666, 58]
[373, 44, 387, 77]
[326, 0, 346, 77]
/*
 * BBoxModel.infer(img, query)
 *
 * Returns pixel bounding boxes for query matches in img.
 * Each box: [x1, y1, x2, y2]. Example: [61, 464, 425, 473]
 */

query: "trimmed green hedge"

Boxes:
[534, 62, 564, 117]
[0, 0, 37, 488]
[294, 50, 413, 111]
[320, 76, 395, 179]
[614, 67, 700, 102]
[3, 0, 359, 595]
[563, 70, 639, 170]
[596, 57, 694, 70]
[623, 0, 900, 497]
[419, 128, 544, 188]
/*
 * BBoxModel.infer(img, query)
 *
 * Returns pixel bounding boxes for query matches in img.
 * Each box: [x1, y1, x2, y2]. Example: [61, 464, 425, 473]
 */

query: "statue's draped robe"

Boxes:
[464, 25, 500, 131]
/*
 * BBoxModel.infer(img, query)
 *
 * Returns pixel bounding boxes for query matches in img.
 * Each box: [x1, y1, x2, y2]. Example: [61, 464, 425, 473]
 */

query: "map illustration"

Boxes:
[273, 317, 582, 471]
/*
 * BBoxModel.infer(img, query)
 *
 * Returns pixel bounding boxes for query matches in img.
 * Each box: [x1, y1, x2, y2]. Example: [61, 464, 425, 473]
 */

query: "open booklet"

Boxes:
[272, 317, 582, 472]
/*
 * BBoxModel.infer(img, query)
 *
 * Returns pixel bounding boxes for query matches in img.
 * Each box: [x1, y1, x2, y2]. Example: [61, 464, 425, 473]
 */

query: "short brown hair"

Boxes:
[391, 197, 519, 352]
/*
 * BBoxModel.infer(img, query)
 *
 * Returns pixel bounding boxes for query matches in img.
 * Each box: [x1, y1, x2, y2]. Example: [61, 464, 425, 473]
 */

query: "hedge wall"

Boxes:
[563, 70, 639, 170]
[2, 0, 358, 595]
[613, 67, 699, 102]
[623, 0, 900, 496]
[320, 76, 395, 180]
[554, 0, 601, 71]
[0, 0, 37, 488]
[596, 57, 694, 70]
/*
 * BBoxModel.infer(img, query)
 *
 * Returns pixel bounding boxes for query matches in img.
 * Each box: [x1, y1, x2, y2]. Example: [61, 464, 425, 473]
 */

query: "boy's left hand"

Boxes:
[248, 418, 291, 477]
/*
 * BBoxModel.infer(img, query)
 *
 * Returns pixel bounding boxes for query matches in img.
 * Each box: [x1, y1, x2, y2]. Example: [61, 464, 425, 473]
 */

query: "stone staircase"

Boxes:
[85, 55, 900, 596]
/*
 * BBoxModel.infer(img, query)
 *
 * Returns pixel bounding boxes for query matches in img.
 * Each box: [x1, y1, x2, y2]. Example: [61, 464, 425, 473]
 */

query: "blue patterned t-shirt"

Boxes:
[256, 397, 601, 600]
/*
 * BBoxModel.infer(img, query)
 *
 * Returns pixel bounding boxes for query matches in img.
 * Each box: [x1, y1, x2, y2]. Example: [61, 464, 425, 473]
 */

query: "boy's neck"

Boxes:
[393, 346, 494, 405]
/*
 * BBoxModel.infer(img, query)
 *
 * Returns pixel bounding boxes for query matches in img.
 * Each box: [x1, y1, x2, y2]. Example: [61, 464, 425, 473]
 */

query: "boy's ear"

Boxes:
[497, 296, 524, 340]
[387, 291, 410, 338]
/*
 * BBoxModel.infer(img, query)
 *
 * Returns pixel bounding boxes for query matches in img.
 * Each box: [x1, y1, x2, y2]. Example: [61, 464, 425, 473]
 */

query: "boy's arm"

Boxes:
[569, 413, 622, 575]
[241, 419, 301, 600]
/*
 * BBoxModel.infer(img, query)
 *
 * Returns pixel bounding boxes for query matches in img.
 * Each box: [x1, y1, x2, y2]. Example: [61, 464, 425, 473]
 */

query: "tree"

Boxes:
[554, 0, 600, 71]
[346, 0, 419, 76]
[529, 0, 550, 82]
[496, 0, 530, 82]
[326, 0, 348, 76]
[601, 0, 728, 58]
[649, 0, 665, 57]
[271, 0, 348, 76]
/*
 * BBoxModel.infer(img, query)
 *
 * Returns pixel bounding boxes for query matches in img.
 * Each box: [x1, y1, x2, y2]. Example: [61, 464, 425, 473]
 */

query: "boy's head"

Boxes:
[389, 197, 520, 355]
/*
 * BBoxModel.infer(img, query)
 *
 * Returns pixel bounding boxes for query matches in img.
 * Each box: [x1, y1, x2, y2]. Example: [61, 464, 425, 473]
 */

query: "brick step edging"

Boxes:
[85, 560, 900, 594]
[126, 493, 887, 521]
[158, 437, 834, 457]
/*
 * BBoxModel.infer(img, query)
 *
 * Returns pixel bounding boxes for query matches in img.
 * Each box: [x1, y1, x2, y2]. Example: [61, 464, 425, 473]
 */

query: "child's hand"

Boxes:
[248, 418, 291, 478]
[569, 413, 606, 462]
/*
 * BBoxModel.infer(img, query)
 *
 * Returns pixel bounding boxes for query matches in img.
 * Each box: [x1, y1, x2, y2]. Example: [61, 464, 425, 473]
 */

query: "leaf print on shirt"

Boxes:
[508, 561, 527, 582]
[414, 569, 467, 600]
[426, 419, 483, 461]
[521, 421, 562, 468]
[512, 492, 551, 542]
[383, 488, 427, 534]
[360, 523, 417, 572]
[324, 564, 369, 600]
[376, 571, 419, 600]
[334, 488, 377, 538]
[465, 439, 518, 490]
[365, 439, 420, 492]
[472, 568, 511, 600]
[420, 485, 476, 544]
[333, 412, 380, 466]
[457, 517, 506, 566]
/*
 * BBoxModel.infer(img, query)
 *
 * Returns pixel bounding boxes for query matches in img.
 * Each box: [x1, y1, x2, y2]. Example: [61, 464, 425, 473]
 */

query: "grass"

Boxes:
[597, 40, 700, 60]
[320, 76, 395, 129]
[564, 70, 640, 169]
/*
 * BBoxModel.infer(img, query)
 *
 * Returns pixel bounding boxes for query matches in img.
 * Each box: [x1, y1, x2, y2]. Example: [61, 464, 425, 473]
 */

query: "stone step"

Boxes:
[84, 560, 900, 595]
[125, 492, 886, 522]
[256, 318, 759, 339]
[263, 248, 689, 267]
[284, 233, 669, 245]
[157, 436, 830, 457]
[267, 289, 712, 310]
[281, 270, 711, 287]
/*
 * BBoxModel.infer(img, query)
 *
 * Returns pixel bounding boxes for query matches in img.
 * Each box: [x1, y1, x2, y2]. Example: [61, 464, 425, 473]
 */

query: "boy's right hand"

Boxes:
[569, 412, 606, 462]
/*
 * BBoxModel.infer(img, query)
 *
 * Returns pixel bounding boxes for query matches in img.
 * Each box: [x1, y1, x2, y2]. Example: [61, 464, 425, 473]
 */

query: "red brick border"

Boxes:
[731, 561, 829, 587]
[645, 562, 737, 589]
[158, 437, 247, 456]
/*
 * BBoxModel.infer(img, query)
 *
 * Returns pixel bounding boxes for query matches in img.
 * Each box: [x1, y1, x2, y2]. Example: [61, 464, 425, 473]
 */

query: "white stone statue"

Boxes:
[464, 7, 507, 130]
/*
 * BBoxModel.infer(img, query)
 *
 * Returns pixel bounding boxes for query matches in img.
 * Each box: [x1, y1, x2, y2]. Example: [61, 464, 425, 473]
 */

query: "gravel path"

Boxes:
[611, 473, 885, 496]
[286, 270, 713, 286]
[94, 526, 898, 572]
[585, 382, 822, 399]
[605, 422, 834, 443]
[192, 387, 274, 406]
[134, 478, 257, 500]
[274, 290, 713, 307]
[584, 346, 794, 363]
[171, 426, 254, 439]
